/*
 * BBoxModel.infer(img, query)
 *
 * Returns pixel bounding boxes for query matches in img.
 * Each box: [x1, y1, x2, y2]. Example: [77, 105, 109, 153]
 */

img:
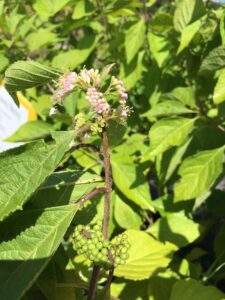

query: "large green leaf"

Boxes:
[72, 0, 95, 20]
[26, 28, 58, 52]
[142, 118, 196, 161]
[173, 0, 205, 32]
[0, 205, 78, 300]
[148, 212, 203, 247]
[177, 18, 202, 54]
[213, 68, 225, 104]
[0, 132, 74, 221]
[5, 120, 54, 142]
[199, 45, 225, 74]
[170, 279, 225, 300]
[114, 230, 177, 280]
[120, 50, 145, 90]
[174, 147, 225, 201]
[52, 35, 97, 70]
[143, 100, 193, 120]
[111, 153, 154, 211]
[33, 0, 70, 17]
[5, 60, 61, 91]
[125, 19, 145, 64]
[148, 32, 170, 68]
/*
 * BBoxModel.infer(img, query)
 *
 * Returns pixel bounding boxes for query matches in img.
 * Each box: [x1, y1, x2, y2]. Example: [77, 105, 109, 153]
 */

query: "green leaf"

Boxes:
[5, 120, 54, 142]
[114, 230, 177, 280]
[72, 0, 95, 20]
[213, 68, 225, 104]
[114, 193, 142, 230]
[174, 147, 225, 201]
[143, 100, 193, 120]
[170, 279, 225, 300]
[33, 0, 70, 17]
[111, 153, 154, 211]
[177, 19, 202, 54]
[142, 118, 196, 161]
[0, 55, 9, 72]
[169, 86, 196, 108]
[148, 270, 179, 300]
[148, 212, 203, 247]
[199, 45, 225, 74]
[120, 50, 145, 90]
[0, 131, 74, 221]
[0, 205, 78, 300]
[26, 28, 58, 52]
[5, 60, 61, 91]
[148, 32, 170, 68]
[125, 19, 145, 64]
[52, 35, 97, 70]
[173, 0, 205, 32]
[107, 119, 126, 148]
[111, 280, 148, 300]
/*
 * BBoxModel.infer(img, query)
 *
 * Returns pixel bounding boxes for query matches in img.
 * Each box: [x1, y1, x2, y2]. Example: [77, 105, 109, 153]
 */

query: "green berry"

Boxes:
[88, 243, 95, 250]
[82, 244, 88, 252]
[122, 233, 128, 240]
[103, 240, 109, 248]
[93, 225, 101, 231]
[91, 237, 99, 245]
[80, 238, 86, 246]
[120, 253, 129, 260]
[115, 257, 121, 265]
[101, 248, 108, 255]
[96, 242, 103, 250]
[77, 225, 83, 231]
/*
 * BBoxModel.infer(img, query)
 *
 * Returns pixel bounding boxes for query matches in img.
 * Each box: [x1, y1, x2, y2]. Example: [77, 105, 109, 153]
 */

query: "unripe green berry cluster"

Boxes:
[72, 221, 130, 268]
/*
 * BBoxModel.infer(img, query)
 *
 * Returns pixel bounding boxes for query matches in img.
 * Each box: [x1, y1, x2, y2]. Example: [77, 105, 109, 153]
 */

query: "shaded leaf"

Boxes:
[213, 68, 225, 104]
[199, 45, 225, 74]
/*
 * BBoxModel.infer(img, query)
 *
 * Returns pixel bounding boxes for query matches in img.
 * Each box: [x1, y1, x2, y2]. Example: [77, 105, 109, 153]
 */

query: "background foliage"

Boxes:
[2, 0, 225, 299]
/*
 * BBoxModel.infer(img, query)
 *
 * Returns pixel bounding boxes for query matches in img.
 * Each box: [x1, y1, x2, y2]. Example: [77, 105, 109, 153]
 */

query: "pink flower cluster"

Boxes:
[86, 87, 110, 114]
[112, 77, 130, 117]
[52, 72, 76, 101]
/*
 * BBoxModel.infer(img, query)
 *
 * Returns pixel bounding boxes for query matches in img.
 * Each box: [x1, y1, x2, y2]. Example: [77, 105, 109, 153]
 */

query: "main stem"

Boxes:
[87, 126, 112, 300]
[102, 127, 112, 239]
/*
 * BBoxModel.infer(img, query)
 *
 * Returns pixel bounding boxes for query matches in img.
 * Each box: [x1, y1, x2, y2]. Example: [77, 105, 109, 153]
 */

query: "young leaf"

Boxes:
[170, 279, 225, 300]
[213, 68, 225, 104]
[148, 212, 203, 247]
[174, 147, 225, 201]
[114, 230, 177, 280]
[125, 19, 145, 64]
[173, 0, 205, 32]
[142, 118, 196, 161]
[5, 60, 61, 91]
[33, 0, 70, 17]
[0, 131, 74, 221]
[199, 45, 225, 74]
[0, 205, 78, 300]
